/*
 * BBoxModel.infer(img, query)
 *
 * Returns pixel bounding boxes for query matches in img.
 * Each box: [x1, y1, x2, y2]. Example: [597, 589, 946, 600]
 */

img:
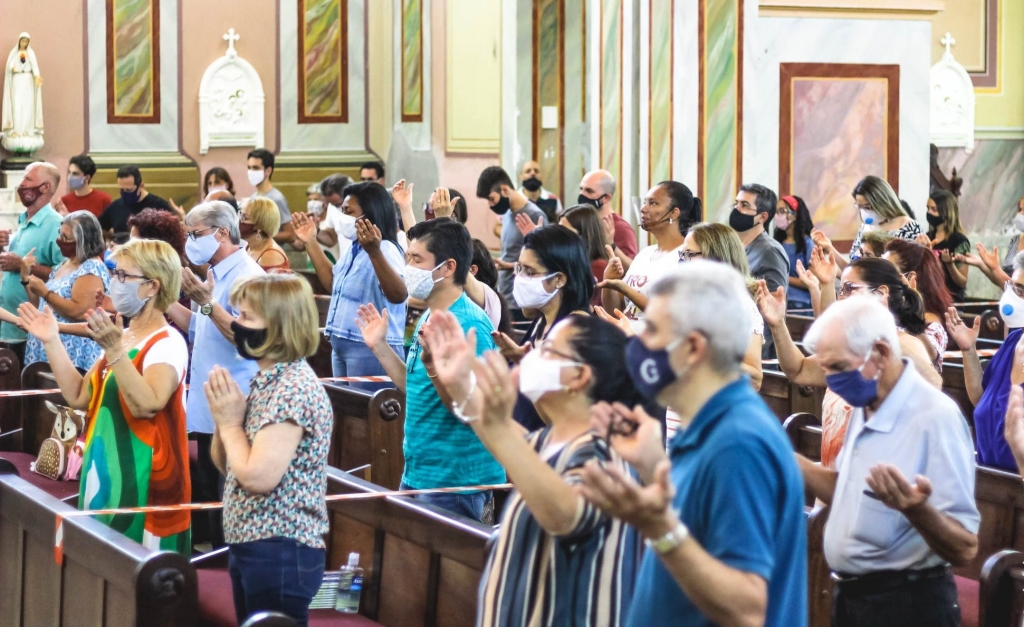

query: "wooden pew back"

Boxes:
[322, 383, 405, 490]
[760, 370, 824, 423]
[0, 469, 197, 627]
[0, 347, 23, 450]
[980, 550, 1024, 627]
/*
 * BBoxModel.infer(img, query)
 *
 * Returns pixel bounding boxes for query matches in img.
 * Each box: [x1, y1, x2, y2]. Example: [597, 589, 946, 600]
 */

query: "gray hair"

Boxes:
[804, 294, 902, 359]
[649, 261, 751, 373]
[185, 201, 240, 244]
[26, 161, 61, 189]
[1013, 251, 1024, 273]
[319, 174, 353, 198]
[62, 211, 105, 262]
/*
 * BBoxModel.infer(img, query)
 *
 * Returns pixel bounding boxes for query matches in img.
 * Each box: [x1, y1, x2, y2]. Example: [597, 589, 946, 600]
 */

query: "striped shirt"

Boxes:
[477, 429, 640, 627]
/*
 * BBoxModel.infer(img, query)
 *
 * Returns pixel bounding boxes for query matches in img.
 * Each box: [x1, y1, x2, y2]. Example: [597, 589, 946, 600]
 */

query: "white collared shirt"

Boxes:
[823, 360, 980, 575]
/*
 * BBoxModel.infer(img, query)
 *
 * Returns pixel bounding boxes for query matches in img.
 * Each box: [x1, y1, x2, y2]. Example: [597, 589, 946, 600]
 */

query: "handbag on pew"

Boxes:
[30, 401, 87, 481]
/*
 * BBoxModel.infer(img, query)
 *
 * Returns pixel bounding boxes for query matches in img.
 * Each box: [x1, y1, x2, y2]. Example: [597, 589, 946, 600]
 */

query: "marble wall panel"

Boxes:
[599, 0, 622, 195]
[534, 0, 563, 195]
[107, 0, 159, 123]
[648, 0, 672, 186]
[299, 0, 347, 123]
[400, 0, 423, 122]
[700, 0, 742, 222]
[939, 140, 1024, 232]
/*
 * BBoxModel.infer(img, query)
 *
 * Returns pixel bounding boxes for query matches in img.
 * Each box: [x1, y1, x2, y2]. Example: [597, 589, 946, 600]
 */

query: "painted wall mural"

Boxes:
[779, 63, 900, 242]
[298, 0, 348, 123]
[939, 140, 1024, 232]
[699, 0, 742, 221]
[648, 0, 673, 186]
[106, 0, 160, 123]
[599, 0, 622, 199]
[534, 0, 563, 196]
[401, 0, 423, 122]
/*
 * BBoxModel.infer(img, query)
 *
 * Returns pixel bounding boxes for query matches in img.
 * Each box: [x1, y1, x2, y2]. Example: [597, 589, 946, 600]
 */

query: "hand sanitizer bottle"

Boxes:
[335, 552, 364, 613]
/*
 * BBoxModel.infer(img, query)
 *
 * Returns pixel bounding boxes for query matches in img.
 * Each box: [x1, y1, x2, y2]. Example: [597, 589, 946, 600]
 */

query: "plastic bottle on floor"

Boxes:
[335, 552, 364, 613]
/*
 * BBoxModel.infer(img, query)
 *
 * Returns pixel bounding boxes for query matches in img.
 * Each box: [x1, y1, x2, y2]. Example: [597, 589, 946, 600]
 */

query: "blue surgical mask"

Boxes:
[625, 336, 683, 400]
[824, 350, 879, 408]
[68, 175, 87, 191]
[185, 231, 221, 266]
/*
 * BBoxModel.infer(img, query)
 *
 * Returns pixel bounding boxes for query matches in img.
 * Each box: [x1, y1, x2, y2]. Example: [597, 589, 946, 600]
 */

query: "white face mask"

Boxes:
[512, 272, 559, 309]
[999, 286, 1024, 329]
[208, 185, 228, 194]
[247, 170, 265, 187]
[340, 220, 357, 241]
[1013, 214, 1024, 234]
[405, 261, 445, 300]
[860, 209, 882, 226]
[307, 199, 323, 216]
[518, 349, 581, 403]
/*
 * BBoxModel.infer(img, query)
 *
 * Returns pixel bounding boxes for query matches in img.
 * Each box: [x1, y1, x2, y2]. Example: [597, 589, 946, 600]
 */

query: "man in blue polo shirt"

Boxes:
[581, 261, 806, 627]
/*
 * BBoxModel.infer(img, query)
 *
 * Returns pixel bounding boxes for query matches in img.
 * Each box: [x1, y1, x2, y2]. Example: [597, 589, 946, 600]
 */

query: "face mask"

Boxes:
[1012, 214, 1024, 234]
[926, 212, 943, 227]
[185, 231, 221, 265]
[231, 321, 268, 361]
[824, 350, 879, 408]
[247, 170, 266, 187]
[774, 214, 791, 231]
[512, 272, 559, 309]
[307, 199, 323, 216]
[238, 222, 257, 239]
[340, 220, 358, 241]
[56, 238, 77, 259]
[405, 261, 446, 300]
[120, 188, 140, 206]
[860, 209, 881, 226]
[109, 279, 151, 318]
[999, 288, 1024, 328]
[208, 185, 227, 194]
[17, 184, 43, 207]
[522, 177, 543, 192]
[518, 349, 581, 403]
[625, 336, 683, 400]
[728, 208, 758, 233]
[490, 195, 511, 215]
[577, 193, 604, 210]
[640, 210, 674, 232]
[68, 176, 87, 191]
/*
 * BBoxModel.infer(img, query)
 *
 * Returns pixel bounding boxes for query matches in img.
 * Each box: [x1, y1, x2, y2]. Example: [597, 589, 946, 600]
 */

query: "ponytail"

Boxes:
[849, 257, 926, 335]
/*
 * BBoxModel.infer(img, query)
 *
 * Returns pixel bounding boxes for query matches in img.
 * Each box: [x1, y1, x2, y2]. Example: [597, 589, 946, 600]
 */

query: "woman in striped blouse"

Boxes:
[422, 312, 642, 626]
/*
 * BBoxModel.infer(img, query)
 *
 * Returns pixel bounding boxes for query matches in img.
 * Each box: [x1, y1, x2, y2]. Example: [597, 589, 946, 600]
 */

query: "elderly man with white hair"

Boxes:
[167, 200, 265, 547]
[799, 295, 979, 627]
[581, 261, 807, 627]
[0, 161, 65, 361]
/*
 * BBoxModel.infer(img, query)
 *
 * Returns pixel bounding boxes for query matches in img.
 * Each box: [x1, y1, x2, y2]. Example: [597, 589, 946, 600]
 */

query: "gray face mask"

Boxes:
[109, 279, 151, 317]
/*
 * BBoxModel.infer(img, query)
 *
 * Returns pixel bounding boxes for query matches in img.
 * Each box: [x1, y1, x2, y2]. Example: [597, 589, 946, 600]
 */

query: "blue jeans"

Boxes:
[400, 481, 493, 523]
[228, 537, 325, 627]
[329, 335, 399, 392]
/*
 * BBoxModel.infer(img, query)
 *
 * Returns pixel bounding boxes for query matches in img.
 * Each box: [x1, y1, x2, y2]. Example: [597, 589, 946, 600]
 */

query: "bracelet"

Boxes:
[106, 351, 127, 368]
[19, 279, 28, 286]
[426, 369, 438, 379]
[450, 372, 478, 424]
[43, 290, 53, 301]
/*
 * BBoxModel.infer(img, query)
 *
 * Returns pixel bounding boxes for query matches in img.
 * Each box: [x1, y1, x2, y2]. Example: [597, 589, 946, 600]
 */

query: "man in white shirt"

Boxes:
[798, 295, 979, 627]
[314, 174, 355, 263]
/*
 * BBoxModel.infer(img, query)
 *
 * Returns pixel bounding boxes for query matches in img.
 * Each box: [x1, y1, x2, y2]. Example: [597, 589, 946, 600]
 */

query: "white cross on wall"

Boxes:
[940, 32, 956, 56]
[223, 28, 240, 57]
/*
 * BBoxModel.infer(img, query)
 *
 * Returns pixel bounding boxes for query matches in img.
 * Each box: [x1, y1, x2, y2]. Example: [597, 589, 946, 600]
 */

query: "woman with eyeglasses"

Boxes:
[756, 256, 941, 469]
[946, 251, 1024, 473]
[882, 239, 953, 370]
[292, 182, 407, 383]
[772, 195, 815, 310]
[422, 311, 641, 627]
[18, 239, 191, 551]
[240, 197, 290, 272]
[491, 225, 594, 431]
[20, 211, 111, 372]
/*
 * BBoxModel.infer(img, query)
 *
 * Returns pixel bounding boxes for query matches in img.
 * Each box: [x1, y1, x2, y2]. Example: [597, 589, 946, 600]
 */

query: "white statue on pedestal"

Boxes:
[1, 32, 44, 155]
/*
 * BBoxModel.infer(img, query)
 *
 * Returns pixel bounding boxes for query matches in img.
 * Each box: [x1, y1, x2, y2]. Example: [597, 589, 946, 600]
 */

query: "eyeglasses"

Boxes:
[1005, 280, 1024, 299]
[776, 208, 794, 217]
[186, 226, 217, 241]
[112, 269, 152, 284]
[836, 282, 876, 298]
[513, 263, 554, 279]
[536, 339, 582, 364]
[57, 234, 74, 243]
[678, 250, 703, 262]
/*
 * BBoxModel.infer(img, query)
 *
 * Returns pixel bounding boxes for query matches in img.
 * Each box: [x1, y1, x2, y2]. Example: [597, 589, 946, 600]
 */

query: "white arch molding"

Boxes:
[198, 28, 266, 155]
[930, 32, 975, 154]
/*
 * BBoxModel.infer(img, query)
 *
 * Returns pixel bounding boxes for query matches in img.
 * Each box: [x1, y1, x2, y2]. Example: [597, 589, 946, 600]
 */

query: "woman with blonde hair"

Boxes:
[18, 239, 191, 552]
[204, 273, 333, 626]
[811, 175, 921, 270]
[926, 190, 971, 301]
[240, 197, 290, 271]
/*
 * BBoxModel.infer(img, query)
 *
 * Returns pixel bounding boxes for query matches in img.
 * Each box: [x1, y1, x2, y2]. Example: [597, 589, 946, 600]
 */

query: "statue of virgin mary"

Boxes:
[1, 32, 44, 154]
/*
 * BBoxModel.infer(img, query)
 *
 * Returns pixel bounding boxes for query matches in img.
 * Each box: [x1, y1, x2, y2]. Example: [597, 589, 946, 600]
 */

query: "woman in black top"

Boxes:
[927, 190, 970, 301]
[491, 225, 594, 430]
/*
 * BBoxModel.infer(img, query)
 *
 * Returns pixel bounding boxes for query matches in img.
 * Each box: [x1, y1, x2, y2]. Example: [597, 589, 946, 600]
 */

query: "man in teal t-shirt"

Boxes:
[0, 162, 65, 358]
[363, 219, 504, 523]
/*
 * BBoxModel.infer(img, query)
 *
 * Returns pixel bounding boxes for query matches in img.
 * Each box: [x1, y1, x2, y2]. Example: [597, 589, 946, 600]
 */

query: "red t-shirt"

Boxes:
[589, 258, 608, 307]
[612, 213, 639, 259]
[61, 190, 113, 217]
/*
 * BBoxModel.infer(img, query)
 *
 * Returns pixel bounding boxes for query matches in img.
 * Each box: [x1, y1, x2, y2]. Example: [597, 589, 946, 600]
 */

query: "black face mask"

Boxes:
[522, 177, 543, 192]
[728, 208, 759, 233]
[926, 213, 943, 227]
[231, 321, 268, 361]
[578, 193, 604, 210]
[490, 195, 511, 215]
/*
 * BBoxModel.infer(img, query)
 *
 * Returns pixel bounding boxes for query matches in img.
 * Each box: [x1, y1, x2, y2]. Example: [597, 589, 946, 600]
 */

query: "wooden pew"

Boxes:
[0, 347, 23, 451]
[309, 294, 334, 378]
[759, 369, 824, 423]
[943, 362, 977, 435]
[979, 550, 1024, 627]
[0, 467, 197, 627]
[322, 383, 405, 491]
[785, 314, 816, 344]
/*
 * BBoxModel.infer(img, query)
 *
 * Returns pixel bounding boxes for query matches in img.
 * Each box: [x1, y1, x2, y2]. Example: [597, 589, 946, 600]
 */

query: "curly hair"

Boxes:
[127, 209, 186, 262]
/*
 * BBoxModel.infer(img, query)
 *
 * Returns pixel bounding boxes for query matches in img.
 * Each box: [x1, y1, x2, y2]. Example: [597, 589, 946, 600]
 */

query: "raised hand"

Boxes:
[976, 243, 1001, 271]
[181, 267, 215, 305]
[603, 248, 625, 283]
[429, 187, 461, 220]
[17, 302, 59, 344]
[590, 401, 666, 478]
[810, 228, 833, 252]
[754, 279, 786, 329]
[808, 245, 838, 284]
[491, 330, 529, 363]
[956, 251, 984, 268]
[83, 308, 126, 353]
[515, 212, 538, 236]
[420, 310, 477, 401]
[292, 211, 318, 244]
[354, 303, 389, 350]
[944, 307, 981, 351]
[593, 305, 636, 337]
[794, 259, 821, 294]
[204, 365, 247, 430]
[355, 217, 382, 253]
[939, 249, 954, 265]
[865, 463, 931, 513]
[391, 179, 414, 211]
[474, 351, 519, 428]
[580, 457, 676, 538]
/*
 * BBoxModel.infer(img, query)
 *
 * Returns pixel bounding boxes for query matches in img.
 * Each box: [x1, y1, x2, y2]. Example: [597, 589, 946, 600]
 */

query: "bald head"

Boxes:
[19, 162, 61, 211]
[579, 169, 616, 213]
[26, 162, 61, 188]
[520, 160, 541, 182]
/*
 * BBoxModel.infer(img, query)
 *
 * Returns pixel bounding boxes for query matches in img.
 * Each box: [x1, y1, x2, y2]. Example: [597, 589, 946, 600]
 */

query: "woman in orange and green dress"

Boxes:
[18, 239, 191, 552]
